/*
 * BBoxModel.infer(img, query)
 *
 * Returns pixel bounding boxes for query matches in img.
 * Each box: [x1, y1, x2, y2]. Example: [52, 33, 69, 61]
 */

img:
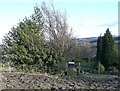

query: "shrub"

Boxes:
[108, 66, 119, 72]
[67, 68, 77, 76]
[98, 62, 105, 72]
[112, 67, 119, 72]
[116, 65, 120, 72]
[100, 64, 105, 72]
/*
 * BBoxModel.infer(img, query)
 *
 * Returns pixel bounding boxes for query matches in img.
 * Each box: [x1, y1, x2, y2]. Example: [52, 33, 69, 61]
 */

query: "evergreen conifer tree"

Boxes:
[96, 28, 117, 69]
[102, 28, 117, 68]
[96, 35, 102, 62]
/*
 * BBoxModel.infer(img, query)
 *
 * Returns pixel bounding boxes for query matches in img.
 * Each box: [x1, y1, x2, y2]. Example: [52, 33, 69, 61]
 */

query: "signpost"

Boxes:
[67, 61, 76, 76]
[67, 61, 81, 76]
[68, 62, 75, 68]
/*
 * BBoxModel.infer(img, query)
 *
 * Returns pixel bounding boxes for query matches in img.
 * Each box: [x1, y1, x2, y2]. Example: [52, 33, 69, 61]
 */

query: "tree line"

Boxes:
[1, 1, 119, 73]
[2, 1, 87, 73]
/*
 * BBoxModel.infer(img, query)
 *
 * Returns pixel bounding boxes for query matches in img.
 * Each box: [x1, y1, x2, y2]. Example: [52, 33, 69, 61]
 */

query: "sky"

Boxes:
[0, 0, 119, 44]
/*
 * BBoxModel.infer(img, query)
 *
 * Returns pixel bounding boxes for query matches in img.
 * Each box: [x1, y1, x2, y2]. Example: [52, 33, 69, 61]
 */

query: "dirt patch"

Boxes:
[1, 71, 119, 90]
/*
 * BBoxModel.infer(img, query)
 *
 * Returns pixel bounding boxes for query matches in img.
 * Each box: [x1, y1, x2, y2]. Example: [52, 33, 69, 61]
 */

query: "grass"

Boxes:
[73, 72, 119, 81]
[80, 60, 96, 69]
[1, 61, 119, 79]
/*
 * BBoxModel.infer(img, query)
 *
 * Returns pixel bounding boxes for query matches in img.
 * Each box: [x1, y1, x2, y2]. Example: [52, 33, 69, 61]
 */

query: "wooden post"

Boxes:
[8, 62, 11, 72]
[77, 62, 80, 75]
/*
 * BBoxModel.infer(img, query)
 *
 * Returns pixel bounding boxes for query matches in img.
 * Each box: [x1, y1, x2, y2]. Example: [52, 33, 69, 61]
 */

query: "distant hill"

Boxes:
[76, 36, 120, 45]
[76, 37, 97, 42]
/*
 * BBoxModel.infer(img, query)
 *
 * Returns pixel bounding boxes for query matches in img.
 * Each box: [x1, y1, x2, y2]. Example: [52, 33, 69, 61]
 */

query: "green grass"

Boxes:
[80, 60, 96, 69]
[74, 72, 119, 80]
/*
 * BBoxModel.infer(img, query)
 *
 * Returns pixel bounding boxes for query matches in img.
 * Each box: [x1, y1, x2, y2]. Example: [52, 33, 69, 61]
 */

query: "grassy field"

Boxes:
[80, 60, 96, 69]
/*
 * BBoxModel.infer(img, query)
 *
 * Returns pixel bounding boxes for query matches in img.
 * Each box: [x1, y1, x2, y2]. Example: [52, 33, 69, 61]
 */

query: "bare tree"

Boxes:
[79, 41, 93, 59]
[36, 1, 74, 54]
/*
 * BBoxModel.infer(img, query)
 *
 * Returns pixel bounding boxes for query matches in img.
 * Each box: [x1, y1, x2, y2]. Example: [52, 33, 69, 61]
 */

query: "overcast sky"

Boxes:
[0, 0, 119, 44]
